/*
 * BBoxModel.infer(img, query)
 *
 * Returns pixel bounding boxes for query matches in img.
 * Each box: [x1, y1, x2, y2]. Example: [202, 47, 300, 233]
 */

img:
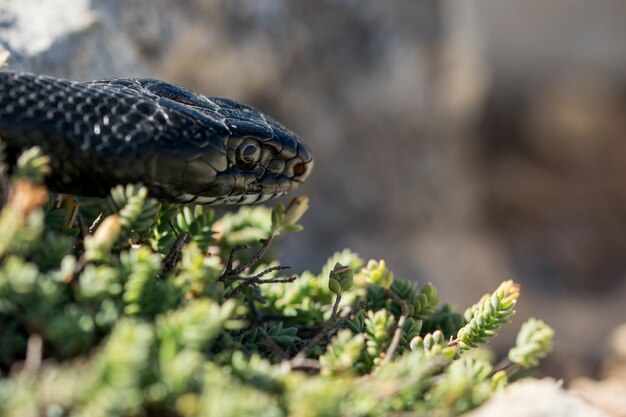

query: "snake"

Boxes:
[0, 70, 313, 205]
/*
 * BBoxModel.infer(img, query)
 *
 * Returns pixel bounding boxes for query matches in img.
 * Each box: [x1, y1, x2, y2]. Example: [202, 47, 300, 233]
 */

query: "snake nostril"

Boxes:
[293, 162, 306, 176]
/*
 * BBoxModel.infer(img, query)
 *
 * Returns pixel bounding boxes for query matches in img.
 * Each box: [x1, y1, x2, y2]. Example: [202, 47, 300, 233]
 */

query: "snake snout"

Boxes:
[286, 146, 314, 184]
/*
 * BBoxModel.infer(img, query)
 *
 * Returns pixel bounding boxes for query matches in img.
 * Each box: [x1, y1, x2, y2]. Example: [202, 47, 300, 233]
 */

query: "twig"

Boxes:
[381, 288, 411, 366]
[88, 212, 103, 234]
[227, 268, 295, 298]
[292, 293, 342, 362]
[492, 358, 516, 376]
[161, 231, 189, 278]
[249, 265, 291, 280]
[327, 300, 373, 336]
[166, 218, 179, 237]
[233, 236, 274, 275]
[330, 293, 342, 319]
[218, 234, 290, 298]
[251, 283, 268, 304]
[217, 244, 251, 283]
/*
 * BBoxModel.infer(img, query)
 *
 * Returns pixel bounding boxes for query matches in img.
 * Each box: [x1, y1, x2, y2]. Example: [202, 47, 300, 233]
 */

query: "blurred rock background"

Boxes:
[1, 0, 625, 380]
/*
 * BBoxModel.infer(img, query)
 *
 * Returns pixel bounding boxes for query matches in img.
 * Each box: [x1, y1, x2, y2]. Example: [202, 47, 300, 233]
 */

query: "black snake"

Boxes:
[0, 71, 313, 205]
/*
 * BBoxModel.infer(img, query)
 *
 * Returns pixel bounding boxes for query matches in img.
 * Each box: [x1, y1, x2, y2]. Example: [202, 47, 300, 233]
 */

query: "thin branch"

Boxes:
[161, 232, 189, 278]
[331, 293, 342, 317]
[324, 300, 373, 338]
[227, 269, 295, 298]
[492, 358, 516, 376]
[248, 265, 291, 280]
[381, 288, 411, 366]
[233, 236, 274, 275]
[292, 293, 342, 362]
[252, 284, 268, 304]
[88, 212, 103, 234]
[254, 276, 296, 284]
[217, 244, 251, 283]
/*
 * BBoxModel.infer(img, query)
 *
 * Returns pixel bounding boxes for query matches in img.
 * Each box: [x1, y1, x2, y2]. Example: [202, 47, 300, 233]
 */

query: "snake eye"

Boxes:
[236, 142, 261, 170]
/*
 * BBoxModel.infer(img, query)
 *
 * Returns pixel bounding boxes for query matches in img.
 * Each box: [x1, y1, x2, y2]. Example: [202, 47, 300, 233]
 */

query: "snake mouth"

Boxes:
[180, 191, 287, 205]
[183, 162, 308, 206]
[191, 137, 313, 205]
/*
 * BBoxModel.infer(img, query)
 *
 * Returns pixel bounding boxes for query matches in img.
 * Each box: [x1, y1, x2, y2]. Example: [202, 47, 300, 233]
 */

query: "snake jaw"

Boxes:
[188, 191, 287, 206]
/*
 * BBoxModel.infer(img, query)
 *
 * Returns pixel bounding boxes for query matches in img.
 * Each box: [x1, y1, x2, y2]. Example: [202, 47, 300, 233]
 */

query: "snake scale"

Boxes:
[0, 71, 313, 205]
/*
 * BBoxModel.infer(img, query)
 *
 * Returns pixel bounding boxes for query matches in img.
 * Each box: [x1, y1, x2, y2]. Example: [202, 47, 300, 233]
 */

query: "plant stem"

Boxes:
[382, 288, 410, 366]
[292, 293, 342, 362]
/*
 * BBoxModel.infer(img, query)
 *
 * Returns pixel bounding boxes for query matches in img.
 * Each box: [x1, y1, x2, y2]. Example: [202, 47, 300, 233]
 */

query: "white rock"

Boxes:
[467, 378, 611, 417]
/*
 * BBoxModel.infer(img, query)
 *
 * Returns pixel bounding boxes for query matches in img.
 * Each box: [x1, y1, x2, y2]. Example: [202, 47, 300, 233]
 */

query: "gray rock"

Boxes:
[0, 0, 148, 79]
[467, 378, 611, 417]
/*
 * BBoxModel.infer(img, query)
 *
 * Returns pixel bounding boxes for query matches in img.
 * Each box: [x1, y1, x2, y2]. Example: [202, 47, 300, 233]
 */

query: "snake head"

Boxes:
[130, 79, 314, 205]
[211, 97, 314, 205]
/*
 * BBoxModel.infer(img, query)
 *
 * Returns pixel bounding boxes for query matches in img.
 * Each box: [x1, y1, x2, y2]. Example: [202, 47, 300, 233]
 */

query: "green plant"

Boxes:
[0, 147, 554, 416]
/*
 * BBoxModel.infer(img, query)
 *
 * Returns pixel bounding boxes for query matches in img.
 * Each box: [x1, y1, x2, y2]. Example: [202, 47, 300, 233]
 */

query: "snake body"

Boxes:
[0, 71, 312, 204]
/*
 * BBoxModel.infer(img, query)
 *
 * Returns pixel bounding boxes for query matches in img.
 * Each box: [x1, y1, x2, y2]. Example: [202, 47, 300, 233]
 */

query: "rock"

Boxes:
[570, 323, 626, 417]
[0, 45, 10, 68]
[0, 0, 153, 79]
[467, 378, 611, 417]
[572, 378, 626, 417]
